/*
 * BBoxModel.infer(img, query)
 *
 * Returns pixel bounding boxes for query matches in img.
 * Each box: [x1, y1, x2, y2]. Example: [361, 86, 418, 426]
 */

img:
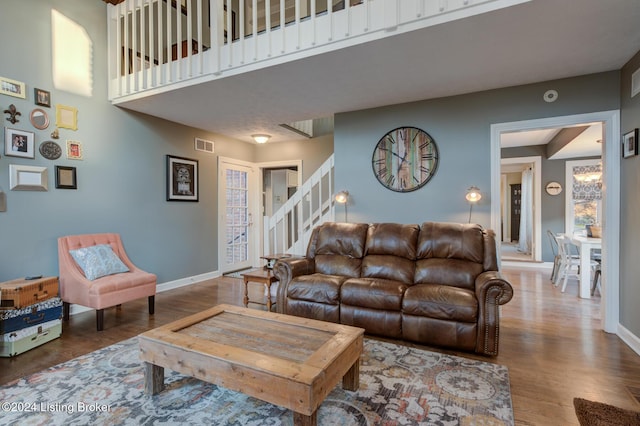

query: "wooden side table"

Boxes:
[242, 269, 278, 311]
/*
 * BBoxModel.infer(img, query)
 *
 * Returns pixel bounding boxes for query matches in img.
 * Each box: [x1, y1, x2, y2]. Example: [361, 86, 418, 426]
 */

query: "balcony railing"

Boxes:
[107, 0, 521, 101]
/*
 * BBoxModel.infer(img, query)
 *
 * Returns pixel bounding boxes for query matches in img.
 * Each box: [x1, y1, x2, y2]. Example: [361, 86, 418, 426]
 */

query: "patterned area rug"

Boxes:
[0, 338, 514, 425]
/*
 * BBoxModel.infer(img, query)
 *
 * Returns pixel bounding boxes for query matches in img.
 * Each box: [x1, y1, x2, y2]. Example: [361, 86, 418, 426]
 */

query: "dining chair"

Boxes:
[555, 234, 599, 294]
[547, 230, 561, 283]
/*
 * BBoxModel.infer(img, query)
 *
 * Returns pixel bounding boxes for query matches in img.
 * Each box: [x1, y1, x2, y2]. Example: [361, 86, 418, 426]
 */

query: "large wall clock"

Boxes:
[371, 126, 439, 192]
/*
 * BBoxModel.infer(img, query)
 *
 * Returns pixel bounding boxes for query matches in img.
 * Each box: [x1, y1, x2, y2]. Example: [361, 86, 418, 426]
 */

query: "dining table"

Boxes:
[568, 234, 602, 299]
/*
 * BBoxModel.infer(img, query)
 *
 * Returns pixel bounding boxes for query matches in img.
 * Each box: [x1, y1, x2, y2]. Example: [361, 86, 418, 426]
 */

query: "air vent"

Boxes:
[194, 138, 214, 153]
[632, 67, 640, 98]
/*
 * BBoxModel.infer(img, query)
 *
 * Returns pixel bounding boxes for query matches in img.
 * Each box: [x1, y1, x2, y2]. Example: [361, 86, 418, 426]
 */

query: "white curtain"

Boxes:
[518, 169, 533, 254]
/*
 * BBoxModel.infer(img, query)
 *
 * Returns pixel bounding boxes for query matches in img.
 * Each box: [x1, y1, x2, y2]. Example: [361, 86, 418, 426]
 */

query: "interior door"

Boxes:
[219, 157, 257, 273]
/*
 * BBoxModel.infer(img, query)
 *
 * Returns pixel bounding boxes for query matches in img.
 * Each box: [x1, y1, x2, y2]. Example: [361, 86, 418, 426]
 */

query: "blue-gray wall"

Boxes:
[0, 0, 332, 283]
[620, 50, 640, 337]
[334, 72, 620, 229]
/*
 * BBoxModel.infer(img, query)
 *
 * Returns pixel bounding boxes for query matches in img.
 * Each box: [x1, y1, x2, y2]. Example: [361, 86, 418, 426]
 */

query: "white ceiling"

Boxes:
[116, 0, 640, 146]
[501, 122, 603, 160]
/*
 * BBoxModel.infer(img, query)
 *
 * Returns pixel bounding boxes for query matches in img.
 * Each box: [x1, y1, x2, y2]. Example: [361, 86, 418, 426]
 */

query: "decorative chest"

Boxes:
[0, 319, 62, 357]
[0, 297, 63, 334]
[0, 277, 59, 309]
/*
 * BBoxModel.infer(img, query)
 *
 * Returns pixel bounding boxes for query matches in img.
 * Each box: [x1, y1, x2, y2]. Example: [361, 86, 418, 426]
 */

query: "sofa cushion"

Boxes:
[365, 223, 419, 259]
[403, 284, 478, 323]
[414, 258, 483, 290]
[362, 255, 415, 284]
[341, 278, 407, 310]
[287, 273, 346, 304]
[417, 222, 485, 264]
[315, 222, 369, 258]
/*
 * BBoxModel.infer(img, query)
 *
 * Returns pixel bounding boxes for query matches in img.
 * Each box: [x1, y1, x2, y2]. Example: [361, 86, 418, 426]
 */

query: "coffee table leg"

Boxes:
[144, 362, 165, 395]
[342, 359, 360, 391]
[293, 410, 317, 426]
[243, 277, 250, 307]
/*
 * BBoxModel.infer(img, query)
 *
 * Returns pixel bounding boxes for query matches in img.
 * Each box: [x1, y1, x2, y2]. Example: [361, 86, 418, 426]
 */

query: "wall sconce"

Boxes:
[335, 190, 349, 222]
[252, 134, 271, 144]
[465, 186, 481, 223]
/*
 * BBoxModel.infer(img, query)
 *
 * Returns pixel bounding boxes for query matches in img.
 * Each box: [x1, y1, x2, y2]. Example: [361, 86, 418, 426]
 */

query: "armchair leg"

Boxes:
[96, 309, 104, 331]
[148, 295, 155, 315]
[63, 302, 70, 321]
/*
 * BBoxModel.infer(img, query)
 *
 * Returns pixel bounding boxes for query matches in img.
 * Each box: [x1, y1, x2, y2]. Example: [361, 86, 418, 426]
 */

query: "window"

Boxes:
[565, 160, 602, 235]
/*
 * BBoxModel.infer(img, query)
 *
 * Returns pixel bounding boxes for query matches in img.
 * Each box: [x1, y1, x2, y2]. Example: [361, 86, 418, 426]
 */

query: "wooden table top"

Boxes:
[139, 304, 364, 385]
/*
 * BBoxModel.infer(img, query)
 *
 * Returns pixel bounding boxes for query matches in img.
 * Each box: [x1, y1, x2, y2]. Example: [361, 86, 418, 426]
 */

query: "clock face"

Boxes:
[371, 127, 439, 192]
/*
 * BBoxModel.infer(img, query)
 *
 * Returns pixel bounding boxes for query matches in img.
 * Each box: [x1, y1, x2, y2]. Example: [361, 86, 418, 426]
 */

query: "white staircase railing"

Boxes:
[263, 155, 335, 256]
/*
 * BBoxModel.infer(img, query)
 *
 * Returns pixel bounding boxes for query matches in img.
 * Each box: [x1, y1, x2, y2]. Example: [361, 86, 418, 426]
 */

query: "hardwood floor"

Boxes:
[1, 267, 639, 425]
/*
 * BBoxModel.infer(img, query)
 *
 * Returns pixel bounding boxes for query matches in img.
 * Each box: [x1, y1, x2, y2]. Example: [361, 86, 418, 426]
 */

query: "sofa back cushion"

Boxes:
[361, 223, 419, 284]
[415, 222, 486, 289]
[311, 222, 369, 277]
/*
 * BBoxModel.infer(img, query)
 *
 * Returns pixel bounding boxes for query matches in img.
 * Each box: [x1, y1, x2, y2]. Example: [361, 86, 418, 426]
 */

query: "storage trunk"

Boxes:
[0, 297, 63, 334]
[0, 277, 59, 309]
[0, 319, 62, 357]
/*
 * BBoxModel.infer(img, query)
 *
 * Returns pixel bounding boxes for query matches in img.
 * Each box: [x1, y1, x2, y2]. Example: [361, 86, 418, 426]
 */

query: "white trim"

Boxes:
[68, 270, 221, 316]
[503, 260, 553, 270]
[500, 156, 542, 261]
[255, 159, 303, 264]
[491, 110, 620, 333]
[618, 324, 640, 357]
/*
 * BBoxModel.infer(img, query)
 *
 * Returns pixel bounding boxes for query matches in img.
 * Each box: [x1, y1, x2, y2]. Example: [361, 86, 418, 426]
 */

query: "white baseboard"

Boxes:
[502, 260, 553, 270]
[68, 270, 221, 316]
[617, 324, 640, 356]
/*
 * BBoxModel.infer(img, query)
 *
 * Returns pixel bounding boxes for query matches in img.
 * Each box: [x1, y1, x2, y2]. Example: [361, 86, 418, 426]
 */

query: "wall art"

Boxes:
[0, 76, 26, 99]
[66, 140, 83, 160]
[56, 104, 78, 130]
[55, 165, 77, 189]
[166, 155, 198, 202]
[4, 127, 35, 158]
[34, 88, 51, 107]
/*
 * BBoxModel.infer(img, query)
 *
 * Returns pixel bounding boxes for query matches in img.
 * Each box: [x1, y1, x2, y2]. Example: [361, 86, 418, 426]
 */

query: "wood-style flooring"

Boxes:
[1, 267, 639, 425]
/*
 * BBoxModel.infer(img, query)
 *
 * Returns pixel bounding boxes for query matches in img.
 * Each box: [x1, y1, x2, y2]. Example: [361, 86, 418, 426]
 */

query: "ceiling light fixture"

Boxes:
[252, 134, 271, 144]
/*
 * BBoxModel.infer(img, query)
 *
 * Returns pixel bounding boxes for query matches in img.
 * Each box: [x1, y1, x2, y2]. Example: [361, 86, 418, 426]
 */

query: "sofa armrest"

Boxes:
[474, 271, 514, 356]
[274, 257, 315, 314]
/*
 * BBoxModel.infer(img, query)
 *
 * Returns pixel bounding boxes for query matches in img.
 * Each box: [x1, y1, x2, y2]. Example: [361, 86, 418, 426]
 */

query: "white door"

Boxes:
[219, 157, 257, 273]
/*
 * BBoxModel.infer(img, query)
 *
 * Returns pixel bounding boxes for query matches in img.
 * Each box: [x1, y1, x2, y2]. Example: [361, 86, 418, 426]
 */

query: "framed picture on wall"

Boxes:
[4, 127, 35, 158]
[166, 155, 199, 202]
[623, 128, 639, 158]
[55, 165, 77, 189]
[0, 76, 26, 99]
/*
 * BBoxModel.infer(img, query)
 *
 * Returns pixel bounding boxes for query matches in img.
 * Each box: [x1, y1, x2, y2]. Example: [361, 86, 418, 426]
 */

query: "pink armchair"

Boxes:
[58, 233, 156, 331]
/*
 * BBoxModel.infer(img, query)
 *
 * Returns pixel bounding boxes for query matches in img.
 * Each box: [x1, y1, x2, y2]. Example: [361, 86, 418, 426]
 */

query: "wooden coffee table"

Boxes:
[139, 304, 364, 425]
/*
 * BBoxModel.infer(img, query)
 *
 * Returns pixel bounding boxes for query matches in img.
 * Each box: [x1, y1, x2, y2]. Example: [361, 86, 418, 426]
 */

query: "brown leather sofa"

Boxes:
[274, 221, 514, 356]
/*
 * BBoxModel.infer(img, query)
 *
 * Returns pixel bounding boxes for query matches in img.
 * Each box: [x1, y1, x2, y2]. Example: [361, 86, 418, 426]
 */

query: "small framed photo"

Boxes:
[0, 76, 26, 99]
[623, 129, 639, 158]
[4, 127, 35, 158]
[66, 140, 83, 160]
[56, 104, 78, 130]
[167, 155, 199, 202]
[34, 88, 51, 107]
[55, 165, 77, 189]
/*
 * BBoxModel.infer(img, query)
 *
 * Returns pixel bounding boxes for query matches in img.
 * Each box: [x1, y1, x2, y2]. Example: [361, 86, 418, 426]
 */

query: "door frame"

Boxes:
[255, 159, 303, 258]
[490, 110, 620, 333]
[500, 156, 542, 261]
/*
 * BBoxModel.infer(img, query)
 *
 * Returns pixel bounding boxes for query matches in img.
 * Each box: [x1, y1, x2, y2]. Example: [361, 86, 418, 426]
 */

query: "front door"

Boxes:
[219, 157, 257, 273]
